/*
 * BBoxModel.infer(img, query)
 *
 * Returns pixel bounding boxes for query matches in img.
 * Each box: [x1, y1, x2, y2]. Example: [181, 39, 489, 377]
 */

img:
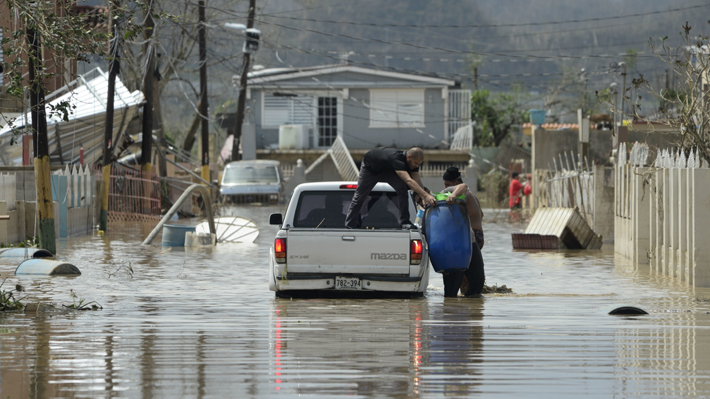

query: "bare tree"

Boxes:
[624, 23, 710, 163]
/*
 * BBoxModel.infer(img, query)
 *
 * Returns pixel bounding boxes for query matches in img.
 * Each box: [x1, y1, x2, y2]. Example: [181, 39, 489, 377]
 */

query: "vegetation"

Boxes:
[471, 90, 530, 147]
[618, 23, 710, 163]
[0, 279, 24, 312]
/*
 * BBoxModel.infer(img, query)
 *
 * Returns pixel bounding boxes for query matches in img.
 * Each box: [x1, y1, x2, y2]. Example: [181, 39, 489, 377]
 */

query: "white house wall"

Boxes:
[251, 87, 448, 150]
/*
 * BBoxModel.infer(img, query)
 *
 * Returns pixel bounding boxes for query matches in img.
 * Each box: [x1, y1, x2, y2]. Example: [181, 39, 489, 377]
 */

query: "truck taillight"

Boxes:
[274, 238, 286, 263]
[410, 239, 422, 265]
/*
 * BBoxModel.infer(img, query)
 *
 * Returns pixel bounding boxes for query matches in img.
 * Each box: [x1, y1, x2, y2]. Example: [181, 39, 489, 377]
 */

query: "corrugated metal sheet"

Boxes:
[0, 67, 144, 165]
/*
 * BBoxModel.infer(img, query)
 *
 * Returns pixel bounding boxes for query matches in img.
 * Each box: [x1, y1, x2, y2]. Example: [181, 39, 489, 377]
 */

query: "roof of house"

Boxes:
[246, 64, 456, 87]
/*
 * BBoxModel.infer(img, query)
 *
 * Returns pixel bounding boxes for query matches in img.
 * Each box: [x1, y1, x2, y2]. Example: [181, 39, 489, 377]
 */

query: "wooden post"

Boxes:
[141, 5, 155, 214]
[27, 23, 56, 254]
[100, 10, 120, 232]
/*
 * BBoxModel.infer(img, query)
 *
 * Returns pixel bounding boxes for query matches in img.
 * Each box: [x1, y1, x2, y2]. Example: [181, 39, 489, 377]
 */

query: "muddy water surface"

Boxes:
[2, 205, 710, 398]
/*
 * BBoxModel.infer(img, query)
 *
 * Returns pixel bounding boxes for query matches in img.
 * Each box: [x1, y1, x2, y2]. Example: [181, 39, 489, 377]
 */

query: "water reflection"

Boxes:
[0, 205, 709, 397]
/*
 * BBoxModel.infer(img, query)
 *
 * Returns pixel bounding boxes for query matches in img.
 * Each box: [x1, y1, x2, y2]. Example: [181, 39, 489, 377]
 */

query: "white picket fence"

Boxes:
[615, 142, 710, 286]
[543, 151, 594, 225]
[52, 164, 94, 237]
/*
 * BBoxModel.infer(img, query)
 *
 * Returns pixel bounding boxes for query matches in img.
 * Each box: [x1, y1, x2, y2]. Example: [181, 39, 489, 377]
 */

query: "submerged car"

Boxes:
[220, 160, 283, 204]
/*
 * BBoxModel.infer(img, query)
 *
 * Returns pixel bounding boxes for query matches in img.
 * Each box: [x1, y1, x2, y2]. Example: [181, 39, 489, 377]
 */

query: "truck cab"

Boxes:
[268, 182, 430, 297]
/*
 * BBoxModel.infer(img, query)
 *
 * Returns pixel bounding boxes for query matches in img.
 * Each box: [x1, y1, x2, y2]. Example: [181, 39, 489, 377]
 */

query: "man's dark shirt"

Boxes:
[362, 147, 419, 175]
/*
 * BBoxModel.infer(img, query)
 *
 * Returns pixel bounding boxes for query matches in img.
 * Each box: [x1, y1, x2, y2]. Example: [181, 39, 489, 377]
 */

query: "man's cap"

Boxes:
[443, 166, 461, 181]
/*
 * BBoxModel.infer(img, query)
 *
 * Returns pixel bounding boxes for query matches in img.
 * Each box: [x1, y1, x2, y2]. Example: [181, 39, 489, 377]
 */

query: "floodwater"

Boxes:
[2, 205, 710, 398]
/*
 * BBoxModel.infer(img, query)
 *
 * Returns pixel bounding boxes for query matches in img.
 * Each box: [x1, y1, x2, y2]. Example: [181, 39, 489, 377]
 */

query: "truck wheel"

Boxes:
[442, 272, 463, 297]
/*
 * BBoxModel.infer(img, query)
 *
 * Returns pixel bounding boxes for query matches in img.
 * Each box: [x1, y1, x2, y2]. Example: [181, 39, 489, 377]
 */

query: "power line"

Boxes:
[254, 3, 710, 29]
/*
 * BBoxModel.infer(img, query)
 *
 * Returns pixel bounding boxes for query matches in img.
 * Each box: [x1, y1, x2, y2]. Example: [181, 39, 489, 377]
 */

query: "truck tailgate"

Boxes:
[286, 230, 413, 275]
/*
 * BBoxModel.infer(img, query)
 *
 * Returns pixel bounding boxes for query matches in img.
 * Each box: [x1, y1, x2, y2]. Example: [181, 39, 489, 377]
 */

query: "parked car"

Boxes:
[268, 182, 430, 297]
[220, 160, 283, 204]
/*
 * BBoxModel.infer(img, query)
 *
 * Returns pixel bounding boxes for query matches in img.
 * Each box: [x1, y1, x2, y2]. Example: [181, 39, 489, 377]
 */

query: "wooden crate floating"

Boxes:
[512, 233, 559, 250]
[517, 207, 603, 250]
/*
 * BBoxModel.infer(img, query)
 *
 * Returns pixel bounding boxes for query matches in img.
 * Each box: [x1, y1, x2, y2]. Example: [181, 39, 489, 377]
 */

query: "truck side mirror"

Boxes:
[269, 213, 283, 225]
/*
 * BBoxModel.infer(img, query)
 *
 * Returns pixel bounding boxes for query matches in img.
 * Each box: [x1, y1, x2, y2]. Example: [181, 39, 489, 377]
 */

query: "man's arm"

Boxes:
[445, 183, 468, 204]
[396, 170, 436, 206]
[410, 172, 428, 192]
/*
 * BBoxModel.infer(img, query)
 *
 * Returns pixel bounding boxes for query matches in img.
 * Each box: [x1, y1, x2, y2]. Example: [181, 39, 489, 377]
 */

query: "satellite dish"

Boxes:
[196, 216, 259, 243]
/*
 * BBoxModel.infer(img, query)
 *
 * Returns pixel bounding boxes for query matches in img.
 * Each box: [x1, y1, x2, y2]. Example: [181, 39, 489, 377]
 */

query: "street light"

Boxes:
[610, 82, 618, 139]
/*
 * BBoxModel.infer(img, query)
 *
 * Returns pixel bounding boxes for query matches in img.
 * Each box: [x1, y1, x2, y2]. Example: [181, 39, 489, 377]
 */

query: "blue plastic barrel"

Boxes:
[423, 201, 472, 273]
[162, 224, 196, 247]
[0, 248, 53, 258]
[15, 259, 81, 275]
[530, 109, 546, 125]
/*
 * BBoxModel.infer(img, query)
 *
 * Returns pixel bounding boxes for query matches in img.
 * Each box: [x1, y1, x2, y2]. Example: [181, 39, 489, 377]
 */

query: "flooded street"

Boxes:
[2, 205, 710, 398]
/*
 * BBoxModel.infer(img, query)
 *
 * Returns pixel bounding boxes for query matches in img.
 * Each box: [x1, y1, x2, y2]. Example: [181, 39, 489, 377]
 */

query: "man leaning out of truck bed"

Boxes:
[345, 147, 436, 229]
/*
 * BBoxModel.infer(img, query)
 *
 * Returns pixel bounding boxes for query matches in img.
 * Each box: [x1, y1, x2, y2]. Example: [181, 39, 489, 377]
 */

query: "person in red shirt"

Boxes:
[509, 172, 523, 208]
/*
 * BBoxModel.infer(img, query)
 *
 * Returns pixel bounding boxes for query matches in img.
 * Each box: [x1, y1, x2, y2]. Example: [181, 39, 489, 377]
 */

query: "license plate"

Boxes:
[334, 276, 362, 290]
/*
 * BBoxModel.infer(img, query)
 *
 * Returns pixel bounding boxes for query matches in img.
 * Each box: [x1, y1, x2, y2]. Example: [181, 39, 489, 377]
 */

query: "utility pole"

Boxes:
[199, 0, 209, 183]
[473, 66, 478, 91]
[26, 23, 56, 254]
[232, 0, 256, 162]
[610, 83, 618, 140]
[665, 69, 670, 113]
[100, 2, 120, 233]
[619, 62, 627, 121]
[141, 4, 155, 213]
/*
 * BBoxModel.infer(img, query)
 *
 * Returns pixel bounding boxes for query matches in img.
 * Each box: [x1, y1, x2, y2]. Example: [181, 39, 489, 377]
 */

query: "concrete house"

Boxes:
[244, 64, 471, 151]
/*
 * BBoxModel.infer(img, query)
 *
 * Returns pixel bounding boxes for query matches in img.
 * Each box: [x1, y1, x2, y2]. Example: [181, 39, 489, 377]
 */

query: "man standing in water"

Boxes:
[345, 147, 436, 229]
[441, 166, 485, 297]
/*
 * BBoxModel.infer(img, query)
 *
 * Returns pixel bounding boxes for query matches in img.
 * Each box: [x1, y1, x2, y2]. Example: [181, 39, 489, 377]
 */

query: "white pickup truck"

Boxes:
[268, 182, 430, 297]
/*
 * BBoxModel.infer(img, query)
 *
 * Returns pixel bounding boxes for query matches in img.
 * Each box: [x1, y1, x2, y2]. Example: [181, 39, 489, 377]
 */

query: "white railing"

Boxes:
[280, 163, 295, 178]
[449, 124, 473, 151]
[448, 89, 471, 140]
[417, 163, 468, 178]
[305, 136, 358, 181]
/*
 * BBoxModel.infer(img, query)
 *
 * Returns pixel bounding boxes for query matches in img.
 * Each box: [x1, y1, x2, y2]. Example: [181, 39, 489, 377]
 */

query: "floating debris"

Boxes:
[609, 306, 648, 315]
[482, 284, 514, 294]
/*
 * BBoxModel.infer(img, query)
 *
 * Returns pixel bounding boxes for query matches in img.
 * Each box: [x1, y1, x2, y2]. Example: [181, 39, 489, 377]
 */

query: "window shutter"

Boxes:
[263, 94, 314, 126]
[263, 96, 290, 126]
[370, 89, 424, 127]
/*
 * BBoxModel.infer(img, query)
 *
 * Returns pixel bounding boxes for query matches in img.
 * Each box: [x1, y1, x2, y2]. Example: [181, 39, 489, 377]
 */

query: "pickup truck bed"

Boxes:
[268, 182, 430, 297]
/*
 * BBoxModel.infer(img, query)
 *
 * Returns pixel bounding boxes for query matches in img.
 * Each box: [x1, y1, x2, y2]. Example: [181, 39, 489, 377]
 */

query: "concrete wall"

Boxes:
[593, 165, 615, 243]
[0, 200, 60, 245]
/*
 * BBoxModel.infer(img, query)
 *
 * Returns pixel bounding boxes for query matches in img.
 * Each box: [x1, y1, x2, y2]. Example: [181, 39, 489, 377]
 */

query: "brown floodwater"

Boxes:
[2, 205, 710, 398]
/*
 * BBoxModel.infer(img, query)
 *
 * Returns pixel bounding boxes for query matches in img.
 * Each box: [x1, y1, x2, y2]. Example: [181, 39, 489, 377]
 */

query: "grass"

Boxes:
[63, 290, 102, 311]
[0, 279, 24, 311]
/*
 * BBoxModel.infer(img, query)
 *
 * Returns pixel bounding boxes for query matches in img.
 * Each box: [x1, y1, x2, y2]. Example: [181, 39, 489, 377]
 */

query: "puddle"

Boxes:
[1, 205, 710, 397]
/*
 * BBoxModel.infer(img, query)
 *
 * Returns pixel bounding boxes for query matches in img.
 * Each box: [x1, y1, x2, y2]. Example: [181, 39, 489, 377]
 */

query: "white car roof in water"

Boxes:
[294, 182, 395, 194]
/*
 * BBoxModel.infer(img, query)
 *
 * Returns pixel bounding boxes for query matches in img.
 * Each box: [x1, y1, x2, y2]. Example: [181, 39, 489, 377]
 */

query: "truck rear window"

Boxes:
[293, 191, 401, 229]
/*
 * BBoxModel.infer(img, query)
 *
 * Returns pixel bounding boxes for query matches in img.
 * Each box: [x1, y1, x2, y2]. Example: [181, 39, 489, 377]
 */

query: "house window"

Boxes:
[369, 89, 424, 128]
[262, 93, 313, 126]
